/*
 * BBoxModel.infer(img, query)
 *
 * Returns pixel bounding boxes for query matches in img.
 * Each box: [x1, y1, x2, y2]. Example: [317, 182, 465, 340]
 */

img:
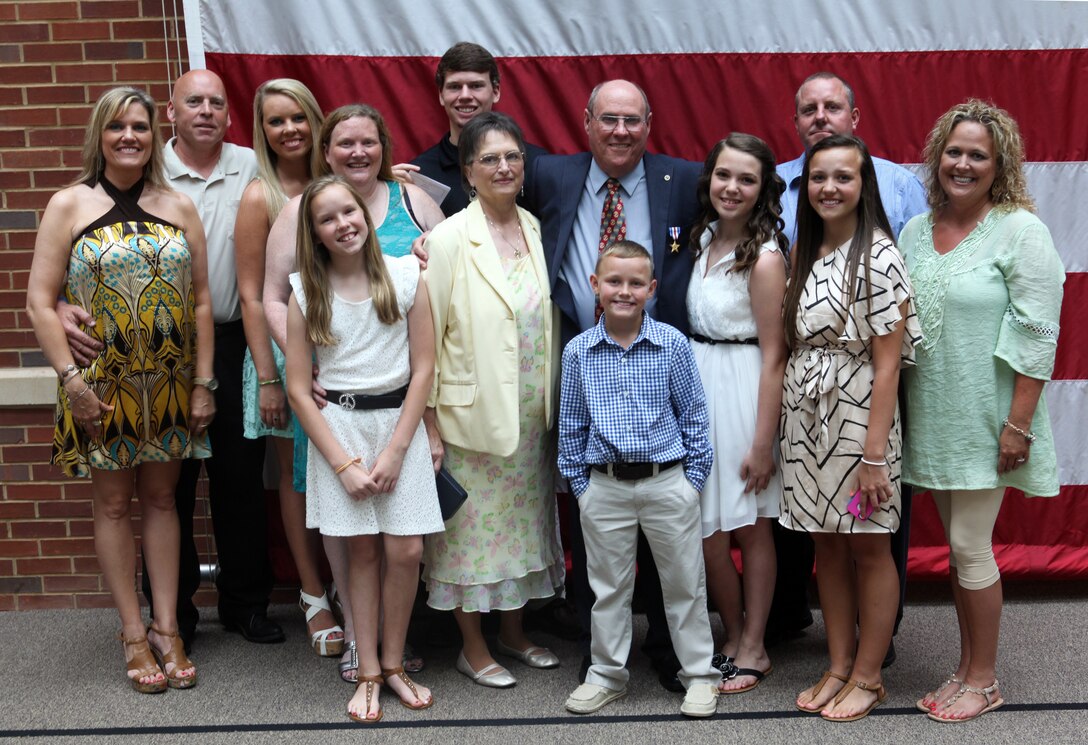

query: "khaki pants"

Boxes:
[579, 465, 721, 691]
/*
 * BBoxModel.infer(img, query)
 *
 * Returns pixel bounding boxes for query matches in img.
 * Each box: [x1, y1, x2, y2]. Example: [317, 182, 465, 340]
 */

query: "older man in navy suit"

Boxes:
[524, 79, 702, 692]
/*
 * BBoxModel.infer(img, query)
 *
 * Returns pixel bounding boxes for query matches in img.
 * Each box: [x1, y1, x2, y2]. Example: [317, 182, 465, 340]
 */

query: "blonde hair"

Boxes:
[75, 86, 168, 190]
[922, 99, 1035, 213]
[595, 239, 655, 277]
[296, 176, 401, 346]
[252, 78, 325, 222]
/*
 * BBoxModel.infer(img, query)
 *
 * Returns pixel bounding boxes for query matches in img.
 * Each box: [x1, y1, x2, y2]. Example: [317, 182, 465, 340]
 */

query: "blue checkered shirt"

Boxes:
[558, 313, 713, 497]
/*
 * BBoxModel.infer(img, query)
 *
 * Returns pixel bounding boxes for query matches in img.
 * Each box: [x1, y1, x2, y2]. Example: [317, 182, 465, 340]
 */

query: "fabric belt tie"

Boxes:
[591, 459, 682, 481]
[324, 384, 409, 411]
[796, 346, 848, 448]
[691, 334, 759, 346]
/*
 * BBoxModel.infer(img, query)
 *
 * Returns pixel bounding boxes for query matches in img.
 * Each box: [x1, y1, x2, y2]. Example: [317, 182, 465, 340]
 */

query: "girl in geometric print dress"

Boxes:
[286, 176, 444, 723]
[27, 87, 211, 693]
[780, 134, 921, 722]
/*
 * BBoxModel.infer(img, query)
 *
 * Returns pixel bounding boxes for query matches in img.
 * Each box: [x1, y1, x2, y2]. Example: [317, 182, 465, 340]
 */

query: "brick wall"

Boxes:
[0, 0, 196, 611]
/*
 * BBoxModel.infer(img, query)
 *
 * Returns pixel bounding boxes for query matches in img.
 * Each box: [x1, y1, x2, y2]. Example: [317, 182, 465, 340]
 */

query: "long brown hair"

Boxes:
[296, 176, 400, 346]
[782, 134, 892, 349]
[689, 132, 788, 273]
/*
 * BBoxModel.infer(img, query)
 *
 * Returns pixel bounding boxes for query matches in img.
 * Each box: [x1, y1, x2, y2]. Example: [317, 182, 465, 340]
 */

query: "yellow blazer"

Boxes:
[424, 201, 557, 457]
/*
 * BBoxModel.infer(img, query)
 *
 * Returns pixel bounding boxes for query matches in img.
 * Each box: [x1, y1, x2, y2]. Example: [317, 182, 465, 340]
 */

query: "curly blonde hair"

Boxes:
[922, 99, 1034, 213]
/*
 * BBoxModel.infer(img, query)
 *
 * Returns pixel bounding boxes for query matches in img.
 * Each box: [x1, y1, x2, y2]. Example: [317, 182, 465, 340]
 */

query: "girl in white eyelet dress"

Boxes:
[686, 134, 789, 694]
[286, 176, 444, 724]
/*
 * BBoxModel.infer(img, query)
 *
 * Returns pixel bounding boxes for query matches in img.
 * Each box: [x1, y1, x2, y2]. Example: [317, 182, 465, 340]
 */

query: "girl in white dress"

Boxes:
[687, 133, 788, 695]
[286, 176, 444, 724]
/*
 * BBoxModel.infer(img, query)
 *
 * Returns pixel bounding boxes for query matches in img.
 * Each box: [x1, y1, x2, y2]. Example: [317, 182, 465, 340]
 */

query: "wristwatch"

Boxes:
[193, 376, 219, 392]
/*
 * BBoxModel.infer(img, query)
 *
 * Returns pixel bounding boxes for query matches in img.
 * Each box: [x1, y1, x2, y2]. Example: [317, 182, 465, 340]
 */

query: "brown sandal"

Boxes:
[821, 678, 887, 722]
[382, 665, 434, 709]
[148, 624, 197, 689]
[349, 674, 384, 723]
[118, 631, 167, 694]
[796, 670, 848, 713]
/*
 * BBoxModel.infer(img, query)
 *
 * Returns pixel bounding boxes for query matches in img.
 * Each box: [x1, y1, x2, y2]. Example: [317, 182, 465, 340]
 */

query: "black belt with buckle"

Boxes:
[690, 333, 758, 346]
[591, 459, 682, 481]
[324, 385, 409, 411]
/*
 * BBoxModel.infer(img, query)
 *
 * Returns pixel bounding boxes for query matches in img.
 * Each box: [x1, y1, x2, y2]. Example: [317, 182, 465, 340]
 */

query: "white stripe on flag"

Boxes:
[193, 0, 1088, 57]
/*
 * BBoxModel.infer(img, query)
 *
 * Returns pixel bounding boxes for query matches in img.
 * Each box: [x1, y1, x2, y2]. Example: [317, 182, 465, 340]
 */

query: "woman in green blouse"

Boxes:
[900, 100, 1064, 724]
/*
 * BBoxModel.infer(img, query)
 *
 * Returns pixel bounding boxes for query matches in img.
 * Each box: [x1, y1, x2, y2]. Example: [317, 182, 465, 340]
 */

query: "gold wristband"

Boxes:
[334, 457, 361, 475]
[258, 377, 282, 386]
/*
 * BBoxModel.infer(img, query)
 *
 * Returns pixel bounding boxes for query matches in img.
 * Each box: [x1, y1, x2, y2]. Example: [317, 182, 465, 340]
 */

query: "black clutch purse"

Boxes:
[436, 465, 468, 521]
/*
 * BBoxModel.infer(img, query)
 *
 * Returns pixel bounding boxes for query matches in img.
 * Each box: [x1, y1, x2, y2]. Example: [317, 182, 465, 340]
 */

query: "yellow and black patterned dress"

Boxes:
[53, 176, 211, 477]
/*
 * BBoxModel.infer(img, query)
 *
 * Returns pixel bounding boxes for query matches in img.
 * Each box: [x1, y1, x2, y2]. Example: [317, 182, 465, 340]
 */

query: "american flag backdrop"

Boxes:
[183, 0, 1088, 578]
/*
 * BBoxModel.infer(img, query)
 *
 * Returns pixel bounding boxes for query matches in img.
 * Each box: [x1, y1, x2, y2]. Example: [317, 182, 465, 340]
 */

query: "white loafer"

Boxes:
[565, 683, 627, 714]
[680, 683, 719, 718]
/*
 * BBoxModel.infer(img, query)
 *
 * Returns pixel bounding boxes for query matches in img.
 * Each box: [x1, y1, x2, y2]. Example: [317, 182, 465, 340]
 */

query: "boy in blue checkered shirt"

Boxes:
[558, 240, 721, 718]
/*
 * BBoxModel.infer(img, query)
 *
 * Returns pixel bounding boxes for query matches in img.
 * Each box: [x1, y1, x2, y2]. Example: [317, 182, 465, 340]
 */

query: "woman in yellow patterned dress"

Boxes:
[27, 87, 214, 694]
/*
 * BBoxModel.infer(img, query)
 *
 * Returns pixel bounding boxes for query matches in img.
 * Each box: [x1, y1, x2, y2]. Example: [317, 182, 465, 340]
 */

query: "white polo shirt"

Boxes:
[162, 138, 258, 324]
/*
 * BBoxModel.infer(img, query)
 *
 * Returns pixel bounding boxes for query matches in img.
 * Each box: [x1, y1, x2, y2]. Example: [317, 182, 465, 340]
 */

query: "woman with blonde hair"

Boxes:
[27, 86, 212, 692]
[902, 100, 1064, 723]
[233, 79, 344, 660]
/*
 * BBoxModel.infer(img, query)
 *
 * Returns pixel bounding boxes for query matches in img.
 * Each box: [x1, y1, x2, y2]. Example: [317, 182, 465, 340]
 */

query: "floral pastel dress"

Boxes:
[422, 253, 566, 611]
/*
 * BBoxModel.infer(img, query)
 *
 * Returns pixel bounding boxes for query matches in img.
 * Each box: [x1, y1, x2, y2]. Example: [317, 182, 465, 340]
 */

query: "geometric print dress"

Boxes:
[779, 233, 920, 534]
[52, 177, 211, 477]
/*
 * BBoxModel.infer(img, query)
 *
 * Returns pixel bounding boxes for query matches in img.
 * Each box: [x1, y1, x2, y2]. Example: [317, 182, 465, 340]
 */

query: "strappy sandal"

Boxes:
[300, 590, 345, 657]
[403, 643, 425, 673]
[927, 679, 1004, 723]
[348, 674, 384, 724]
[148, 624, 197, 689]
[821, 678, 886, 722]
[339, 640, 359, 684]
[118, 630, 167, 694]
[796, 670, 848, 713]
[916, 673, 964, 712]
[382, 665, 434, 710]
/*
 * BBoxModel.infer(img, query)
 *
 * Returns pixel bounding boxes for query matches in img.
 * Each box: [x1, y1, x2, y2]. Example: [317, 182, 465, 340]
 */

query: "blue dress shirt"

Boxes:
[559, 159, 654, 332]
[558, 312, 713, 496]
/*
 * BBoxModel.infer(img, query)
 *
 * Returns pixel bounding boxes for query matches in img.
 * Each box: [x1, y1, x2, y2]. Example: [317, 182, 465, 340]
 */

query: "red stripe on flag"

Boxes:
[909, 485, 1088, 580]
[207, 48, 1088, 164]
[1053, 272, 1087, 381]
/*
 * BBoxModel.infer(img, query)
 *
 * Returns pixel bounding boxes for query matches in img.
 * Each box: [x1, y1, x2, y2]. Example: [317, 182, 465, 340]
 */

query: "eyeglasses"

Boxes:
[472, 151, 524, 169]
[593, 115, 646, 132]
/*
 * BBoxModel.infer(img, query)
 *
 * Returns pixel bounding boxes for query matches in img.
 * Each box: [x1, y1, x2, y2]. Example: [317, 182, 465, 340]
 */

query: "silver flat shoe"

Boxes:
[456, 650, 517, 688]
[495, 638, 560, 669]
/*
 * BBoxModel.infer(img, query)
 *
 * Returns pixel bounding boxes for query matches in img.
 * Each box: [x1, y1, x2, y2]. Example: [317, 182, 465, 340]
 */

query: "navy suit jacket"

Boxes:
[525, 151, 702, 344]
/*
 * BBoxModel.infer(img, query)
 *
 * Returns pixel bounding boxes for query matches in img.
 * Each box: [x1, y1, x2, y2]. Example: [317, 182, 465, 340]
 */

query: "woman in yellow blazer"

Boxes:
[422, 113, 565, 689]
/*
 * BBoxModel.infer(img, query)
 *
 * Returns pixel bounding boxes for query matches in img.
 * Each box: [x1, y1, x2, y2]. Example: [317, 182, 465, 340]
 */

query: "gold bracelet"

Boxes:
[334, 457, 360, 475]
[258, 377, 282, 386]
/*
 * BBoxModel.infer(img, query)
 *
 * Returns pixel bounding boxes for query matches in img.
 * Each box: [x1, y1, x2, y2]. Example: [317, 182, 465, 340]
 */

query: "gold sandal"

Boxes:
[118, 631, 167, 694]
[349, 674, 384, 723]
[148, 624, 197, 689]
[382, 665, 434, 709]
[796, 670, 848, 713]
[821, 678, 887, 722]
